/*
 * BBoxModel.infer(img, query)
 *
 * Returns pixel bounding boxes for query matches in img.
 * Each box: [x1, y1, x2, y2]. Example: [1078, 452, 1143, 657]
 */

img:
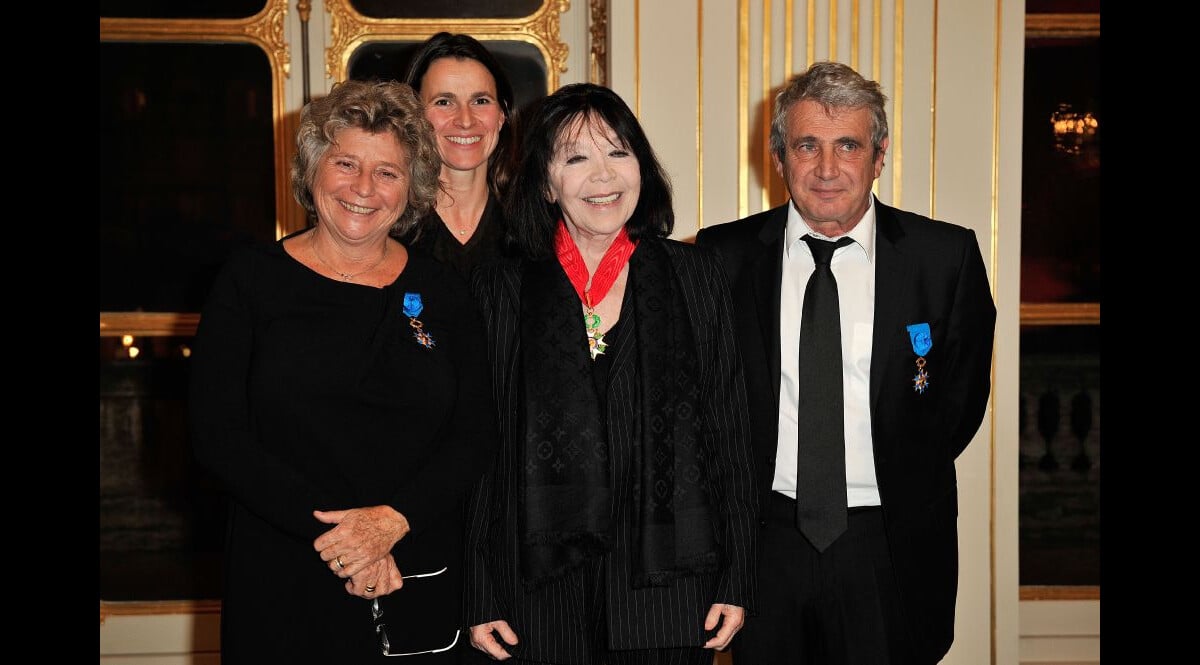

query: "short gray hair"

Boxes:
[770, 61, 889, 161]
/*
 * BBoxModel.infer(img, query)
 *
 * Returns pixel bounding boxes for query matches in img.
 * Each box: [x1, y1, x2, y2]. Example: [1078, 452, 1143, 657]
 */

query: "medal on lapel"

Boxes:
[403, 292, 436, 349]
[906, 322, 932, 394]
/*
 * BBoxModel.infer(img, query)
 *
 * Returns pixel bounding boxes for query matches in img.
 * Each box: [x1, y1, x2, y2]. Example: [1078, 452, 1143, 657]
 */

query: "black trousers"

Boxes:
[463, 557, 713, 665]
[732, 492, 913, 665]
[490, 647, 712, 665]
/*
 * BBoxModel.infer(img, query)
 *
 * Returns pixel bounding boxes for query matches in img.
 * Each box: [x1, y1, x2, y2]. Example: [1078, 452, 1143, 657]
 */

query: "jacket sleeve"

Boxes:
[942, 229, 997, 459]
[461, 263, 511, 625]
[695, 250, 759, 611]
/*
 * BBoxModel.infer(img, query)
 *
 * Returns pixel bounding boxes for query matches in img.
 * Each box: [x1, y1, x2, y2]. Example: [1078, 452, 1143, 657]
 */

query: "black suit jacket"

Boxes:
[464, 238, 758, 664]
[695, 199, 996, 664]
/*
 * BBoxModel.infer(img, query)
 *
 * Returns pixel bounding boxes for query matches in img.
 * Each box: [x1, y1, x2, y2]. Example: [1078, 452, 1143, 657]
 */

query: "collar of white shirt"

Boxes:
[783, 197, 878, 264]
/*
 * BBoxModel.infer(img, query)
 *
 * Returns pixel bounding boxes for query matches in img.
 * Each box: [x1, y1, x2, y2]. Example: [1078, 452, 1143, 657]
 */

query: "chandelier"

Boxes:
[1050, 103, 1099, 155]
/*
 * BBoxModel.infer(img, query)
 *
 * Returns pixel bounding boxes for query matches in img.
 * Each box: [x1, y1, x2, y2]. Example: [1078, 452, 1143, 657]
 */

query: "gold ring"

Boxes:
[364, 585, 376, 593]
[335, 555, 345, 570]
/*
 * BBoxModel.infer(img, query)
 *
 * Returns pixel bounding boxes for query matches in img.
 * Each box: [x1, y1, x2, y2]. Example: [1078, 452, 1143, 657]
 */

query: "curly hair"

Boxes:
[291, 79, 441, 238]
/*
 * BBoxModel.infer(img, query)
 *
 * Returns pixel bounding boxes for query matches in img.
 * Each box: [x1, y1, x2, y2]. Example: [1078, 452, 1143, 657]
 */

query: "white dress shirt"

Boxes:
[774, 200, 881, 507]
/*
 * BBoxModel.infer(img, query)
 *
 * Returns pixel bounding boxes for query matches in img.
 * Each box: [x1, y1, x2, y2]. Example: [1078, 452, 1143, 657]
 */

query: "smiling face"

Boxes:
[773, 99, 888, 235]
[312, 127, 410, 242]
[419, 57, 505, 177]
[547, 115, 642, 242]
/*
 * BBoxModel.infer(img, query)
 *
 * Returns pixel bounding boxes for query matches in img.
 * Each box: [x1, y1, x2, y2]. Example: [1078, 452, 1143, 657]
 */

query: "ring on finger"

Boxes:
[335, 555, 346, 570]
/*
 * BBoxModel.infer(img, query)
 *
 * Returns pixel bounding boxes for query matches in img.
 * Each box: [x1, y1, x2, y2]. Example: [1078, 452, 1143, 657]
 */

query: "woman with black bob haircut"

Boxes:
[463, 82, 759, 665]
[502, 83, 673, 257]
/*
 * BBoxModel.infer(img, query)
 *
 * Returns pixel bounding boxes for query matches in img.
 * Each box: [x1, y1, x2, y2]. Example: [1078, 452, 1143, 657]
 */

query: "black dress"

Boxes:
[405, 194, 507, 281]
[189, 233, 496, 663]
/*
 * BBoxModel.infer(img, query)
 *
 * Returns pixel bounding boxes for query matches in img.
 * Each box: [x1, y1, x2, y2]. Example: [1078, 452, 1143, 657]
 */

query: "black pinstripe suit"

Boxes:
[465, 238, 759, 665]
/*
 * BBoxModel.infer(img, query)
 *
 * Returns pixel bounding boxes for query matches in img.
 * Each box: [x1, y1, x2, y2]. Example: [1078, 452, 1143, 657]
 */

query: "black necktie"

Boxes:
[796, 235, 854, 552]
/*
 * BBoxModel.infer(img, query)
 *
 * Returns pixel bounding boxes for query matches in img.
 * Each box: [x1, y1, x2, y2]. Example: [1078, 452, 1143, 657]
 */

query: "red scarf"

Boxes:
[554, 221, 637, 309]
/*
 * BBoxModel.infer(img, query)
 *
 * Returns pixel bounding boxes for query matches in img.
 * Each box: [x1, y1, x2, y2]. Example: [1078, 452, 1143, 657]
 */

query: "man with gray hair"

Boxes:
[696, 61, 995, 664]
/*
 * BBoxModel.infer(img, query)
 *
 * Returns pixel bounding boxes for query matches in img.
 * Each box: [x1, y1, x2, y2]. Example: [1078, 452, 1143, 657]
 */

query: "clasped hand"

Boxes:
[312, 505, 410, 598]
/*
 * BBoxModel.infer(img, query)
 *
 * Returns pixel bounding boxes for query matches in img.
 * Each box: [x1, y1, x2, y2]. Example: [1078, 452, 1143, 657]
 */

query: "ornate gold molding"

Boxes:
[1026, 13, 1100, 39]
[324, 0, 570, 90]
[1019, 302, 1101, 326]
[100, 599, 222, 624]
[1019, 585, 1100, 601]
[99, 1, 291, 77]
[100, 312, 202, 337]
[589, 0, 609, 85]
[99, 0, 307, 242]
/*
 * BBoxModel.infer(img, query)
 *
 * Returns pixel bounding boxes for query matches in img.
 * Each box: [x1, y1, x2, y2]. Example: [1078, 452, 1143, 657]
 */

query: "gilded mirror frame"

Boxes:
[324, 0, 570, 88]
[99, 0, 299, 338]
[1019, 11, 1100, 330]
[99, 0, 294, 622]
[1017, 10, 1101, 604]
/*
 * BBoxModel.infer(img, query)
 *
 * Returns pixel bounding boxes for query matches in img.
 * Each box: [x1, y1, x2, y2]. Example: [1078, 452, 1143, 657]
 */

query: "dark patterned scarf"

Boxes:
[518, 239, 718, 588]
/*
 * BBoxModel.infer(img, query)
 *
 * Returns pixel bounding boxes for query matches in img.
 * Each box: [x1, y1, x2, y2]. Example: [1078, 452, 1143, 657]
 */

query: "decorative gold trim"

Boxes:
[635, 0, 641, 115]
[893, 0, 904, 209]
[99, 0, 306, 243]
[99, 4, 290, 75]
[990, 0, 1003, 301]
[1026, 13, 1099, 39]
[590, 0, 610, 85]
[299, 0, 315, 104]
[738, 0, 749, 218]
[696, 0, 704, 233]
[761, 0, 772, 212]
[1020, 585, 1101, 601]
[850, 0, 860, 71]
[784, 0, 794, 79]
[990, 3, 1003, 663]
[829, 0, 838, 61]
[872, 0, 881, 81]
[324, 0, 570, 91]
[1020, 302, 1101, 326]
[100, 599, 222, 624]
[806, 0, 815, 67]
[100, 312, 202, 338]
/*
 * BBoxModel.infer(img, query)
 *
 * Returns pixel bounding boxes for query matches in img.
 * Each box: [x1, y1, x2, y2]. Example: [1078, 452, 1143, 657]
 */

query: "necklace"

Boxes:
[554, 222, 637, 360]
[450, 218, 478, 237]
[310, 231, 389, 281]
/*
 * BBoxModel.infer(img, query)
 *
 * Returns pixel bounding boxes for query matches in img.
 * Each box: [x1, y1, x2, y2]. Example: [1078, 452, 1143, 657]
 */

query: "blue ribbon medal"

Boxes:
[403, 293, 435, 349]
[906, 322, 932, 394]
